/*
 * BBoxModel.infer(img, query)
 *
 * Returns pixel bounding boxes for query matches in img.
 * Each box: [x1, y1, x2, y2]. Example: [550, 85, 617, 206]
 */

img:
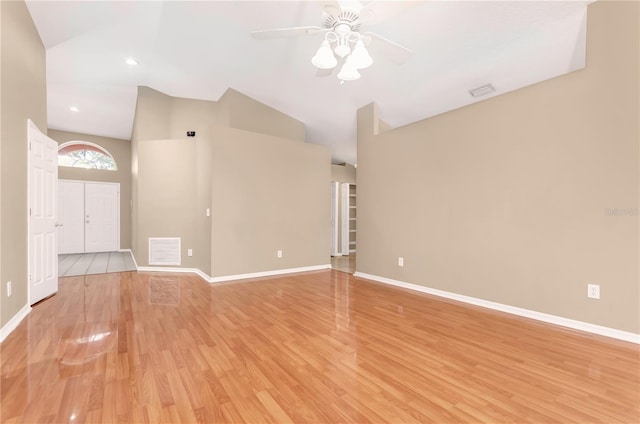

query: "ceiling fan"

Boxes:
[251, 0, 418, 82]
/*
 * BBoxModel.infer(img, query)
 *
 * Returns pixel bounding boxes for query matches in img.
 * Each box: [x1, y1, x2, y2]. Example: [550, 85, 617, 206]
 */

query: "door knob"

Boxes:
[55, 222, 63, 227]
[86, 220, 90, 224]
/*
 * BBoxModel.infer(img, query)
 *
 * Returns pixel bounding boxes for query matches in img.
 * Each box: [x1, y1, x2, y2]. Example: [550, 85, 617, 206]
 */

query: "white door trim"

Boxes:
[340, 183, 350, 256]
[330, 182, 341, 257]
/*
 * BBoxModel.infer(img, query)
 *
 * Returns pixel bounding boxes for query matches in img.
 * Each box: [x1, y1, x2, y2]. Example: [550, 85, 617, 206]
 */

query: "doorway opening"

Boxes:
[330, 181, 356, 274]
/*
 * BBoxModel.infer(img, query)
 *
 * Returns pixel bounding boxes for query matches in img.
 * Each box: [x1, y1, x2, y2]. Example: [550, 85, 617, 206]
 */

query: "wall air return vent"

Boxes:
[469, 84, 495, 98]
[149, 237, 181, 266]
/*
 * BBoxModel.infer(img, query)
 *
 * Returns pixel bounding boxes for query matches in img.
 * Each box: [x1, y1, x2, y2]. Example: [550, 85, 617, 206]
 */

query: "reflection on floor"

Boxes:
[148, 275, 181, 305]
[58, 251, 137, 277]
[331, 253, 355, 274]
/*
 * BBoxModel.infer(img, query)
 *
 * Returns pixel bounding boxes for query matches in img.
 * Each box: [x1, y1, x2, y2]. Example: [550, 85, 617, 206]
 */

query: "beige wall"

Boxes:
[130, 86, 177, 255]
[170, 97, 218, 140]
[132, 87, 329, 277]
[356, 0, 639, 334]
[0, 0, 47, 327]
[136, 138, 202, 269]
[48, 130, 132, 249]
[132, 87, 217, 272]
[131, 86, 172, 142]
[331, 163, 356, 184]
[166, 97, 216, 273]
[218, 89, 306, 142]
[211, 126, 330, 277]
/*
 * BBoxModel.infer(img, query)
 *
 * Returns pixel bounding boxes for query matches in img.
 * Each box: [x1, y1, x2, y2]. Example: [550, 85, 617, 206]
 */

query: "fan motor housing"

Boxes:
[323, 10, 361, 32]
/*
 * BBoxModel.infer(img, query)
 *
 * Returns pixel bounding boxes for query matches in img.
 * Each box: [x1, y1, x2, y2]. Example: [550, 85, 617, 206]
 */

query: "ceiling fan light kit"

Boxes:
[336, 56, 361, 81]
[312, 27, 370, 81]
[350, 39, 373, 69]
[311, 32, 370, 81]
[251, 0, 415, 83]
[311, 39, 338, 69]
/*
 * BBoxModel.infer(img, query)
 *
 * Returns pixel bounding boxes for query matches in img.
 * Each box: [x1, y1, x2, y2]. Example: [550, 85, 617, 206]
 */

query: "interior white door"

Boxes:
[84, 182, 119, 253]
[28, 120, 59, 305]
[58, 180, 85, 254]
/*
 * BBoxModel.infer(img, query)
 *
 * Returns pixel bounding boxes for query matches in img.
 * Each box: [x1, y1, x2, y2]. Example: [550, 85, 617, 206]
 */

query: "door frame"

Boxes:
[340, 183, 350, 256]
[330, 181, 341, 257]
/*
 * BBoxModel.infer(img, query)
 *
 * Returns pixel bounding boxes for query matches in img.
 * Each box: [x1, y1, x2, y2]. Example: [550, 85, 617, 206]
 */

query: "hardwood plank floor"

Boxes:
[1, 270, 638, 423]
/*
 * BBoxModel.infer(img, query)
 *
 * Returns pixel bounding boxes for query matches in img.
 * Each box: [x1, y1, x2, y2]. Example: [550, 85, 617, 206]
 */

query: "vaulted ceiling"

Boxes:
[26, 1, 590, 165]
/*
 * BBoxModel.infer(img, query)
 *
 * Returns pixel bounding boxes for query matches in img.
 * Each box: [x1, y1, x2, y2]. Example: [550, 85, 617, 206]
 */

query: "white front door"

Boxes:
[28, 120, 58, 305]
[57, 181, 120, 254]
[58, 180, 85, 254]
[85, 182, 119, 253]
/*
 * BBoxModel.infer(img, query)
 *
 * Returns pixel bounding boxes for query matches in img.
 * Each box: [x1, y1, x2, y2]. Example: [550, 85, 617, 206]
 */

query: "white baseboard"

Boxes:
[209, 264, 331, 283]
[136, 264, 332, 284]
[136, 266, 211, 282]
[0, 304, 32, 343]
[118, 249, 139, 269]
[353, 272, 640, 344]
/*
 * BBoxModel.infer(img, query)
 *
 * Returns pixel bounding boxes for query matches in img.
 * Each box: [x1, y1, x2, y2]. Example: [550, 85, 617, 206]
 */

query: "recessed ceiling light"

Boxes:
[125, 58, 139, 66]
[469, 84, 495, 98]
[69, 106, 79, 112]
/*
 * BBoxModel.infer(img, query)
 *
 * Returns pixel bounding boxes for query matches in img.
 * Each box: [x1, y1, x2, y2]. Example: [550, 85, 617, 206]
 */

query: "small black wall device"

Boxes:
[187, 131, 196, 137]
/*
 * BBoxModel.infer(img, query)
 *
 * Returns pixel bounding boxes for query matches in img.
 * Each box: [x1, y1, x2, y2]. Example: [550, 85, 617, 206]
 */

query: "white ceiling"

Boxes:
[26, 1, 589, 165]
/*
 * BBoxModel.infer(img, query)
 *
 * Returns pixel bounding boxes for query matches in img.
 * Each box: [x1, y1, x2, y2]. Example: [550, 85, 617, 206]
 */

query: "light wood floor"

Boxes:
[1, 270, 638, 423]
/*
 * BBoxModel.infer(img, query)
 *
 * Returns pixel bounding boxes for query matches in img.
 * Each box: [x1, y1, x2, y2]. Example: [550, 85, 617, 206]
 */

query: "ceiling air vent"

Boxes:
[469, 84, 495, 98]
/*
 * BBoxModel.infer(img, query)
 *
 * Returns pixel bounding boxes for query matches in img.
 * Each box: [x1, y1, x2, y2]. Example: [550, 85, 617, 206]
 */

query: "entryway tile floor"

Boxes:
[58, 251, 136, 277]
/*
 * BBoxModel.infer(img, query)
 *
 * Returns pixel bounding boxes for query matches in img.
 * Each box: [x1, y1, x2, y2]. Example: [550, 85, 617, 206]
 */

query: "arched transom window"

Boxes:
[58, 141, 117, 170]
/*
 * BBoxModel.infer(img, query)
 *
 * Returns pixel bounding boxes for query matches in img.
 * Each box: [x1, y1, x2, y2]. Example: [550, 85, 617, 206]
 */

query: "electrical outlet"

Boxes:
[277, 250, 283, 258]
[187, 249, 193, 257]
[206, 208, 210, 217]
[6, 281, 11, 297]
[398, 257, 404, 267]
[587, 284, 600, 299]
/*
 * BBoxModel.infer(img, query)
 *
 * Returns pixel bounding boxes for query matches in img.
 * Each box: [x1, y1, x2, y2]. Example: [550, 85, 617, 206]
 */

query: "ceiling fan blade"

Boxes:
[359, 0, 423, 26]
[363, 32, 413, 65]
[336, 0, 365, 13]
[251, 26, 326, 40]
[322, 1, 342, 16]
